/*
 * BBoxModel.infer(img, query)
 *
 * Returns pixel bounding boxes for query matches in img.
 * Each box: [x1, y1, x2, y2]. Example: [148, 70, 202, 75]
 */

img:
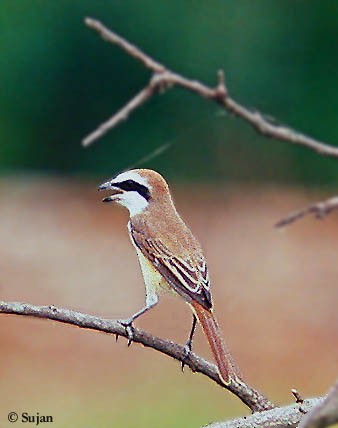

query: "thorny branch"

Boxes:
[82, 18, 338, 227]
[82, 17, 338, 162]
[299, 380, 338, 428]
[0, 301, 273, 413]
[206, 384, 338, 428]
[206, 396, 325, 428]
[81, 21, 338, 222]
[5, 301, 336, 428]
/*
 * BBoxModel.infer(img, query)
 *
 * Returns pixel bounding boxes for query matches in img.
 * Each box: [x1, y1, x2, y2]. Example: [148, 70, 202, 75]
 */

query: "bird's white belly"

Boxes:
[135, 248, 172, 303]
[127, 222, 174, 306]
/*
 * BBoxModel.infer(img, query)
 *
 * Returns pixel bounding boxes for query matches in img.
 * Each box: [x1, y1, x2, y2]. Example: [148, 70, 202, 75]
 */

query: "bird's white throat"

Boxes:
[117, 191, 149, 216]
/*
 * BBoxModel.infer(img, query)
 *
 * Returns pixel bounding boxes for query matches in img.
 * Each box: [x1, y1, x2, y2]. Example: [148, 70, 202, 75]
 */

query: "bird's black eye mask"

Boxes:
[114, 180, 151, 201]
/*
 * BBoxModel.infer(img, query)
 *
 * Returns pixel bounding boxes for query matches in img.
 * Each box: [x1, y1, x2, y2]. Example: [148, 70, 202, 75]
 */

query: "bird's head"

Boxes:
[98, 169, 171, 216]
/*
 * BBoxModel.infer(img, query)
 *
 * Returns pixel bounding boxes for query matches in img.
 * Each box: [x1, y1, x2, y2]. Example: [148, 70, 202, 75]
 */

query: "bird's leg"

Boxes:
[181, 314, 197, 371]
[118, 294, 159, 345]
[119, 303, 155, 327]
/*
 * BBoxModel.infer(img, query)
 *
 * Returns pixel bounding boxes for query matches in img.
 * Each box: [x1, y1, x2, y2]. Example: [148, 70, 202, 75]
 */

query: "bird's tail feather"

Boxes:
[191, 301, 241, 384]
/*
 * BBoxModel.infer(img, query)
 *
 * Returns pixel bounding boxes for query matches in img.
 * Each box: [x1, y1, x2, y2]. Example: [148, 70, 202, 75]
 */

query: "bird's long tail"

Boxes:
[191, 301, 241, 384]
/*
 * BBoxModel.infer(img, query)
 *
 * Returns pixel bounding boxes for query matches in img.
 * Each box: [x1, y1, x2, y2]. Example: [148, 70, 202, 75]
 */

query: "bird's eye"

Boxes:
[123, 180, 135, 190]
[115, 179, 150, 201]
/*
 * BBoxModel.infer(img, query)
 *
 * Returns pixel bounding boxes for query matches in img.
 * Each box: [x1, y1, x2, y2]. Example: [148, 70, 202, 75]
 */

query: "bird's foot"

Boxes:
[118, 318, 135, 346]
[181, 342, 192, 372]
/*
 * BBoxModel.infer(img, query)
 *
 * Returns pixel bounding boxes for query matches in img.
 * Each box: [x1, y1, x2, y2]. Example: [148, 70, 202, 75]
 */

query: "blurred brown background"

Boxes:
[1, 180, 337, 427]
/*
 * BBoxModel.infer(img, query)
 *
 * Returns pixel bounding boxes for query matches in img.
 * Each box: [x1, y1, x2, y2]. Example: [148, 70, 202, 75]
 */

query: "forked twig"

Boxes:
[82, 17, 338, 162]
[276, 196, 338, 228]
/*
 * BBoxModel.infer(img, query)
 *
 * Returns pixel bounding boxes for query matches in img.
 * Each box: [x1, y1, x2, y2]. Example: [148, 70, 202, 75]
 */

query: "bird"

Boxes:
[98, 168, 240, 384]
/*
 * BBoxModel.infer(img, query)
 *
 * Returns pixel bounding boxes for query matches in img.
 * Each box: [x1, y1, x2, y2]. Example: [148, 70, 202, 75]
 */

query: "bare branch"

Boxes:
[0, 300, 273, 412]
[82, 18, 338, 159]
[276, 196, 338, 228]
[206, 397, 325, 428]
[85, 17, 165, 73]
[83, 83, 155, 147]
[299, 380, 338, 428]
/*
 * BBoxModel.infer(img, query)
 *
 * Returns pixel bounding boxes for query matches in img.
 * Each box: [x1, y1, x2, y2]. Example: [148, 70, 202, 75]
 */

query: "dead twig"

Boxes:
[276, 196, 338, 228]
[82, 17, 338, 161]
[292, 388, 304, 405]
[299, 380, 338, 428]
[0, 300, 273, 413]
[291, 388, 307, 415]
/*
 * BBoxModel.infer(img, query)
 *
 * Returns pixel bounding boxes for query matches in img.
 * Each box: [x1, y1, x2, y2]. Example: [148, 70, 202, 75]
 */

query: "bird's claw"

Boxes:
[118, 318, 135, 346]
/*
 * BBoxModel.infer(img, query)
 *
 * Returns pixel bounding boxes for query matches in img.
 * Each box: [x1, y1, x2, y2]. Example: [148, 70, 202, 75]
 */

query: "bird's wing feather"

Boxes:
[130, 227, 212, 310]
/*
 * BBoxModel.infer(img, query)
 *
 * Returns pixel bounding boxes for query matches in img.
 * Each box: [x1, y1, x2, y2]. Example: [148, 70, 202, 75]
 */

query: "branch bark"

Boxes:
[276, 196, 338, 228]
[206, 396, 325, 428]
[1, 300, 333, 427]
[0, 300, 273, 413]
[82, 17, 338, 161]
[299, 380, 338, 428]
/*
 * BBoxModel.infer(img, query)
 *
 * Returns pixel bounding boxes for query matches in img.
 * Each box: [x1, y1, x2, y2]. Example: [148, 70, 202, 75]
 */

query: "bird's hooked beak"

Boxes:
[98, 180, 123, 203]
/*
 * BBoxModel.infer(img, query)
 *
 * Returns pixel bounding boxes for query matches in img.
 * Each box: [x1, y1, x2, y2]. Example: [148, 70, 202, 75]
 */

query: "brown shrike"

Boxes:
[98, 169, 240, 384]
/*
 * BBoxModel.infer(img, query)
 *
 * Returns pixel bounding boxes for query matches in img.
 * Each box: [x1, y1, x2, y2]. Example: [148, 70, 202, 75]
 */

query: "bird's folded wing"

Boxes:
[131, 228, 212, 310]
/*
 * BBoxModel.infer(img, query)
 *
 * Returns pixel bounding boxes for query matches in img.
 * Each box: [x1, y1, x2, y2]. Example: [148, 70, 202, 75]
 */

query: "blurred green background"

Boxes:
[1, 1, 337, 184]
